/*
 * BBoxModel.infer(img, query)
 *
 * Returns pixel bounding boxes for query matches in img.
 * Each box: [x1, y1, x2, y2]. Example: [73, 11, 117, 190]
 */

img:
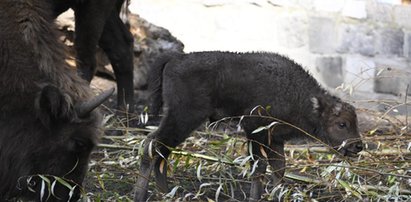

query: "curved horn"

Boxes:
[75, 88, 115, 118]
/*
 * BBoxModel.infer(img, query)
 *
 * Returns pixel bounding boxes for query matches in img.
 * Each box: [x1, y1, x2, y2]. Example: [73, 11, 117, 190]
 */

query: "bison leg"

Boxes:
[247, 141, 286, 202]
[243, 118, 273, 201]
[247, 139, 269, 202]
[134, 108, 210, 201]
[267, 142, 285, 187]
[153, 148, 170, 193]
[243, 116, 288, 201]
[73, 0, 115, 81]
[99, 10, 135, 112]
[134, 136, 159, 202]
[140, 132, 172, 194]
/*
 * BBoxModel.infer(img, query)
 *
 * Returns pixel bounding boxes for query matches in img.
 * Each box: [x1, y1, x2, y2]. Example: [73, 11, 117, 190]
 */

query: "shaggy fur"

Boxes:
[50, 0, 135, 112]
[134, 51, 363, 201]
[0, 0, 102, 200]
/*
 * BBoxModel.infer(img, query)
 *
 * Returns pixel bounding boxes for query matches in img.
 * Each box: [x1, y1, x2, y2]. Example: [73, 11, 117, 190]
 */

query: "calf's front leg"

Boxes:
[134, 137, 158, 202]
[134, 135, 171, 201]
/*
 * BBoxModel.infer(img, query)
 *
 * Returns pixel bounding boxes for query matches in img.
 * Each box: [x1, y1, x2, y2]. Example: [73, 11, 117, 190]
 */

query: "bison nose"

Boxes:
[353, 142, 363, 153]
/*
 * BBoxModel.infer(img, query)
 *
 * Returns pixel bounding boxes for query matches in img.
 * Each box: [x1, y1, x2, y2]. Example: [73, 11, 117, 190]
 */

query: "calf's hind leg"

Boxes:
[134, 108, 211, 201]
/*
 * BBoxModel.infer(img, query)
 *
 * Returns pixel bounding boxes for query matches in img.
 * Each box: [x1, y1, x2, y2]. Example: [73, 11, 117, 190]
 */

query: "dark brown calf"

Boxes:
[134, 52, 363, 201]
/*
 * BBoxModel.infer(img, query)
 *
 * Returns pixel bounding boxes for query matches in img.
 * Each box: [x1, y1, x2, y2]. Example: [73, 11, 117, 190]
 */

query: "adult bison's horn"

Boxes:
[76, 88, 115, 117]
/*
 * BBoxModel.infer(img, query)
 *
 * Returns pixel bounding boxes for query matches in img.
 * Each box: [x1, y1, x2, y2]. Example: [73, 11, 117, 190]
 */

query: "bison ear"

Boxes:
[310, 96, 322, 115]
[311, 96, 343, 117]
[36, 85, 74, 126]
[332, 103, 342, 116]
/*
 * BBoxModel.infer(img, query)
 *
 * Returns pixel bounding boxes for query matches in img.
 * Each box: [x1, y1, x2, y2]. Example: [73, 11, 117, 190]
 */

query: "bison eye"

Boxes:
[75, 140, 86, 149]
[69, 137, 91, 152]
[338, 122, 347, 129]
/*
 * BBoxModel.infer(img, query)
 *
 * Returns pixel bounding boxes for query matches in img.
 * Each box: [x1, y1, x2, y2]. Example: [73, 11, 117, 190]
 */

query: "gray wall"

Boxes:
[131, 0, 411, 105]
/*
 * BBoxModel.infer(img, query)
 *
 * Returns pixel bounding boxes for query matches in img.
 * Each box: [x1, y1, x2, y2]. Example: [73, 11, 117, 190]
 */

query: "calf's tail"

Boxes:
[148, 52, 181, 115]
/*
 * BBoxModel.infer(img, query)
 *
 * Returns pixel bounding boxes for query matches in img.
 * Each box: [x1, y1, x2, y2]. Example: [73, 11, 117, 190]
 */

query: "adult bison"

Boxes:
[134, 52, 364, 201]
[0, 0, 112, 200]
[51, 0, 135, 113]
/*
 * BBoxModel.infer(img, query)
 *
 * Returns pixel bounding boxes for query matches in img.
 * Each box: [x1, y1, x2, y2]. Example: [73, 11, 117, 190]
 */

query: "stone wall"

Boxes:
[288, 0, 411, 99]
[131, 0, 411, 106]
[264, 0, 411, 122]
[253, 0, 411, 100]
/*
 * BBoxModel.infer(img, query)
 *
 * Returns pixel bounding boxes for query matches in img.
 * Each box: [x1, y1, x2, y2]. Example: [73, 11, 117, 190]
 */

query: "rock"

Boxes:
[404, 32, 411, 60]
[393, 5, 411, 29]
[342, 0, 367, 19]
[343, 56, 375, 93]
[308, 17, 337, 54]
[366, 0, 394, 23]
[373, 59, 411, 96]
[127, 13, 185, 89]
[277, 14, 308, 49]
[315, 56, 343, 88]
[375, 28, 404, 56]
[56, 10, 185, 91]
[356, 108, 406, 135]
[313, 0, 345, 13]
[336, 23, 376, 57]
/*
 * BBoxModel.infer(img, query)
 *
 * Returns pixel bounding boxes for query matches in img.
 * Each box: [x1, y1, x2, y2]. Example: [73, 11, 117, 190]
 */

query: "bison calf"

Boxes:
[134, 52, 363, 201]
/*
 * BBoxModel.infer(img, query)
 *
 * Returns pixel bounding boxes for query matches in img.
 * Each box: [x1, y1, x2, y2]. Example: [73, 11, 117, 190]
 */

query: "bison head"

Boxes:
[311, 96, 363, 157]
[1, 85, 113, 201]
